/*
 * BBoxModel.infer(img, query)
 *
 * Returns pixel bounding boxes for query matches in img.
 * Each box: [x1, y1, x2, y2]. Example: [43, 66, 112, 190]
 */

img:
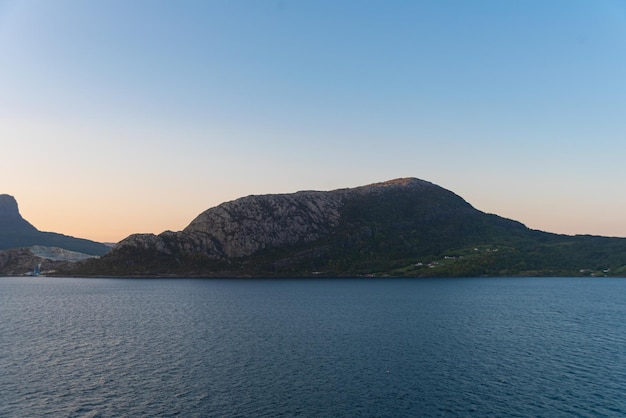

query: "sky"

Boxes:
[1, 0, 626, 242]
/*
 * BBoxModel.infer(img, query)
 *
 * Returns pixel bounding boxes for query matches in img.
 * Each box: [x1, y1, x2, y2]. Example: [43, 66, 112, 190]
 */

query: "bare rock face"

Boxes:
[183, 191, 345, 258]
[116, 233, 171, 253]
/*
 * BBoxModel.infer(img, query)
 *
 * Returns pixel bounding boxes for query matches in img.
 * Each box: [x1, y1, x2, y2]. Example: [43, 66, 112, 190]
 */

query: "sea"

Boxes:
[1, 276, 625, 417]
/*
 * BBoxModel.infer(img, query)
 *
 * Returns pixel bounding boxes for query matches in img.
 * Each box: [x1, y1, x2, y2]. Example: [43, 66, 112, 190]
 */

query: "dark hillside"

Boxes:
[0, 194, 110, 256]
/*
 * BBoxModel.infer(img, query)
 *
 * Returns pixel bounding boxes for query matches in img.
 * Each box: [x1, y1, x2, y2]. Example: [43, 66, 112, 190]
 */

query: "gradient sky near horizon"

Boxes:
[2, 0, 626, 242]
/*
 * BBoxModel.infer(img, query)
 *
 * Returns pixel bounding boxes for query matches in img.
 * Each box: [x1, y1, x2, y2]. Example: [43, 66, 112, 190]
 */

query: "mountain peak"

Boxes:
[360, 178, 435, 190]
[0, 194, 37, 232]
[0, 194, 22, 218]
[373, 177, 429, 186]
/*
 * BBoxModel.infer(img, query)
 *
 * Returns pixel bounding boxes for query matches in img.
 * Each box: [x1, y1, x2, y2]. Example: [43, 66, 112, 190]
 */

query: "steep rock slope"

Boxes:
[0, 194, 37, 233]
[183, 190, 345, 258]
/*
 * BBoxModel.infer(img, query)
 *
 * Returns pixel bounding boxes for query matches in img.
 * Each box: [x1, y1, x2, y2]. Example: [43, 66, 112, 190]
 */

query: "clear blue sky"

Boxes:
[2, 0, 626, 241]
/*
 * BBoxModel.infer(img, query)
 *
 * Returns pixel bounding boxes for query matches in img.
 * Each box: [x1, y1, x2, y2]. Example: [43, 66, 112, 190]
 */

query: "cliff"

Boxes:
[0, 194, 37, 233]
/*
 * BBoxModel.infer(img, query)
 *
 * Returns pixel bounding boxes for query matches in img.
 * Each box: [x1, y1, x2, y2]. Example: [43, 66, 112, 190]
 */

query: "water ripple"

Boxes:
[2, 277, 626, 416]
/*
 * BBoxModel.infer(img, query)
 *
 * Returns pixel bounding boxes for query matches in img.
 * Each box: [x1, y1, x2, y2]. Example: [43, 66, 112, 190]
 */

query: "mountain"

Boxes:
[0, 194, 37, 233]
[68, 178, 626, 277]
[0, 194, 110, 256]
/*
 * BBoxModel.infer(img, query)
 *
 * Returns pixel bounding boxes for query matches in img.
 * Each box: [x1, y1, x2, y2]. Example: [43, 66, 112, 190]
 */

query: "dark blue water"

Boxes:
[1, 277, 626, 417]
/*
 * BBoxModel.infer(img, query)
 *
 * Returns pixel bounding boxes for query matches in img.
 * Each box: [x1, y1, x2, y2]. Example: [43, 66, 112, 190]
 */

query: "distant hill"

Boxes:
[69, 178, 626, 277]
[0, 194, 110, 256]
